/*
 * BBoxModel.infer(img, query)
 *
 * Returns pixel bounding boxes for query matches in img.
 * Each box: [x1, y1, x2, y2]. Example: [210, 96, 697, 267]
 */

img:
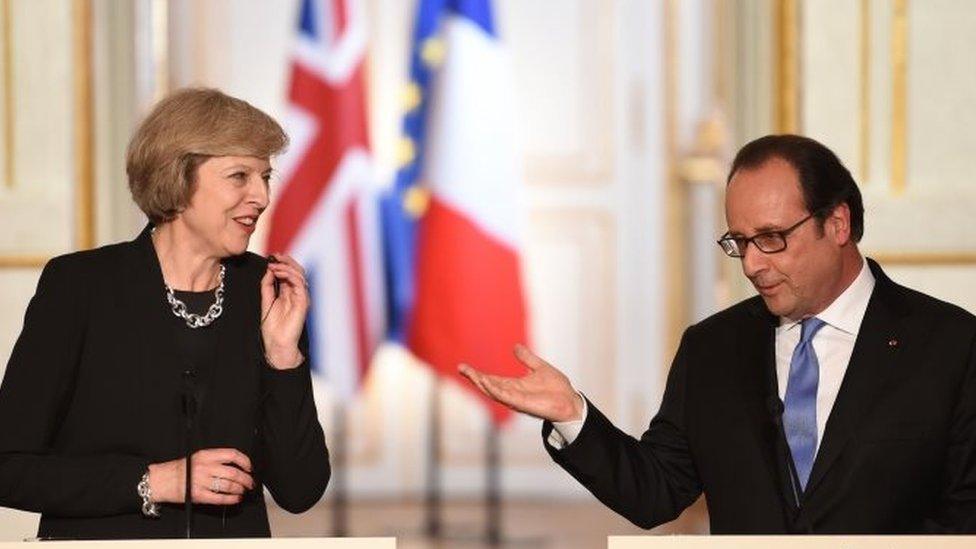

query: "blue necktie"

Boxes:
[783, 317, 826, 492]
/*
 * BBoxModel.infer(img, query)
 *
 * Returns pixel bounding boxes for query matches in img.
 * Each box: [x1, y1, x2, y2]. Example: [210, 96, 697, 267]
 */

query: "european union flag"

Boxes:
[381, 0, 497, 341]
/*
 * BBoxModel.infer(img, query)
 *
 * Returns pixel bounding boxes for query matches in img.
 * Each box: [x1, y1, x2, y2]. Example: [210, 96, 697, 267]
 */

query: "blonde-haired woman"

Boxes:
[0, 88, 329, 538]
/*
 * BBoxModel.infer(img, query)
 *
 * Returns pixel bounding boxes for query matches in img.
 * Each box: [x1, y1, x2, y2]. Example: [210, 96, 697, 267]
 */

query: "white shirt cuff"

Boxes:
[547, 391, 588, 449]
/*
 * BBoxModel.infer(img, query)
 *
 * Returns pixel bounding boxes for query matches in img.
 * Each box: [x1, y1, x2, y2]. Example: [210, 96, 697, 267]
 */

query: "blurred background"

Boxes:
[2, 0, 976, 546]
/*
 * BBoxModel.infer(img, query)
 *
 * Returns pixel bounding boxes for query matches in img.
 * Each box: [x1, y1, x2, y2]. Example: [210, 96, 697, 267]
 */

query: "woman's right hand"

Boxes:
[147, 448, 255, 505]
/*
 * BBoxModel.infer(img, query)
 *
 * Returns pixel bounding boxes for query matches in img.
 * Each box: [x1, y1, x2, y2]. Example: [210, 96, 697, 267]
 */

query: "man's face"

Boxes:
[725, 157, 847, 320]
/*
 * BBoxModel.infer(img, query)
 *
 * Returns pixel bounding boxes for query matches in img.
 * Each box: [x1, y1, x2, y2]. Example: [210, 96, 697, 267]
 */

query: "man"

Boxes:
[460, 135, 976, 533]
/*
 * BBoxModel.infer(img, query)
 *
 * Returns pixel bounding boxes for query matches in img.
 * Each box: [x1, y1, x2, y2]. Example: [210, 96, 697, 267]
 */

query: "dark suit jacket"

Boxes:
[0, 226, 330, 539]
[544, 259, 976, 533]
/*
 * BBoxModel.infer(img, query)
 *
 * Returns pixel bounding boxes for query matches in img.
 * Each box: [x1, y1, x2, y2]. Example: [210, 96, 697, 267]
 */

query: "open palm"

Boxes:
[459, 345, 584, 423]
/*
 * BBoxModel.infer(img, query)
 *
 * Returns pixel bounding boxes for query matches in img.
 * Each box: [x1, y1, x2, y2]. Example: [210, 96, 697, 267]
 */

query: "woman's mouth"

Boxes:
[233, 215, 258, 233]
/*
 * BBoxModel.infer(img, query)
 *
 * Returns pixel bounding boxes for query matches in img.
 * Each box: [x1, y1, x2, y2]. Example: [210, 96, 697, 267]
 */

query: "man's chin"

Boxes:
[760, 295, 794, 318]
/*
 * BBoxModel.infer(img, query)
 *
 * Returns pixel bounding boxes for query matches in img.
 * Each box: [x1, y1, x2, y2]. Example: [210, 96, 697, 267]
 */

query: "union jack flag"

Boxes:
[266, 0, 385, 401]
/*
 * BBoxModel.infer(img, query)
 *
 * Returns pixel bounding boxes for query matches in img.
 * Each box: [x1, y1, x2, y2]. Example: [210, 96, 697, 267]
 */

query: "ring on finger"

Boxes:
[211, 476, 223, 494]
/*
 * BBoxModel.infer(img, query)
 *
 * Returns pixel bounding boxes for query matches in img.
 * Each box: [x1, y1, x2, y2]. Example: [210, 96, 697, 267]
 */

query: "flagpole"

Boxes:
[486, 418, 502, 545]
[331, 401, 348, 537]
[424, 374, 442, 538]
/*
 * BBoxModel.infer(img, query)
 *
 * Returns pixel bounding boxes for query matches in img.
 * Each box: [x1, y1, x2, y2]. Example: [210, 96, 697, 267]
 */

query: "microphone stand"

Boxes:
[768, 397, 803, 509]
[182, 370, 197, 538]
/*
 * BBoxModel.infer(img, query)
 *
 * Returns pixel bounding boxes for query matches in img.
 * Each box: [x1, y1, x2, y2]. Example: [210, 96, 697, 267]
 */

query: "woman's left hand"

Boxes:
[260, 253, 308, 369]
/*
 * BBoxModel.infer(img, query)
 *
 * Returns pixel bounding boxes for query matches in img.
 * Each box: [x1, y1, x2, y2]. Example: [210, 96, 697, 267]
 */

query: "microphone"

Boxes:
[766, 396, 784, 425]
[268, 255, 281, 297]
[767, 395, 803, 511]
[182, 370, 197, 538]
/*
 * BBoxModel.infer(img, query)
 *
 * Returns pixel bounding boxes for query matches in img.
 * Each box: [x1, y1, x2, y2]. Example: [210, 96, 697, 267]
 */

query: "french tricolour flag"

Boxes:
[383, 0, 528, 425]
[267, 0, 385, 401]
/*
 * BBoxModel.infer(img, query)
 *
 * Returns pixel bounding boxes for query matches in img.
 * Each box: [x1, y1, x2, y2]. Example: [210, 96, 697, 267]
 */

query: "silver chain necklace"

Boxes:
[164, 264, 226, 328]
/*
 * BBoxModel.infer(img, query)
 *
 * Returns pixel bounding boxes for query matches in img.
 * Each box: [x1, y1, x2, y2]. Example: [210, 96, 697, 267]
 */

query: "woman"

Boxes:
[0, 88, 329, 538]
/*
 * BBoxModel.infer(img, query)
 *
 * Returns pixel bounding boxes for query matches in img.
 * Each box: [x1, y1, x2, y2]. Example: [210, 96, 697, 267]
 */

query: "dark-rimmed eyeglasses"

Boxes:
[717, 213, 816, 258]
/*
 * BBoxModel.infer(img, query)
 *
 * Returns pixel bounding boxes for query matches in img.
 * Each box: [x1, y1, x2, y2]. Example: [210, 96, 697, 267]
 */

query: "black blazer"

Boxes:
[544, 259, 976, 533]
[0, 226, 330, 539]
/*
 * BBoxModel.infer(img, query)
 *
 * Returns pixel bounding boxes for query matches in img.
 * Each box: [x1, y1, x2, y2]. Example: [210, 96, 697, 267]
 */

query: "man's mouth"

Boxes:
[754, 281, 782, 296]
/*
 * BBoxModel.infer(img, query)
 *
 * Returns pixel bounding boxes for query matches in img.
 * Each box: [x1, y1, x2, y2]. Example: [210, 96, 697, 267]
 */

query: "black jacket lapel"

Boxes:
[123, 225, 187, 456]
[127, 225, 182, 375]
[803, 259, 912, 499]
[738, 298, 802, 519]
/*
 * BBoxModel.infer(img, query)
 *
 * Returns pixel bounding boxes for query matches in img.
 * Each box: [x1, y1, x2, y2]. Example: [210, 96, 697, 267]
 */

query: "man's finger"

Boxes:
[460, 365, 506, 400]
[480, 375, 506, 403]
[472, 377, 492, 399]
[482, 375, 524, 411]
[514, 344, 548, 372]
[473, 372, 505, 403]
[459, 364, 489, 394]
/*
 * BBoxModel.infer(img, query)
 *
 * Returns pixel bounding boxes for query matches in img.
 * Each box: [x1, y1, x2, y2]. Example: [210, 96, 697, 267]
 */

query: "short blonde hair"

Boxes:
[126, 87, 288, 224]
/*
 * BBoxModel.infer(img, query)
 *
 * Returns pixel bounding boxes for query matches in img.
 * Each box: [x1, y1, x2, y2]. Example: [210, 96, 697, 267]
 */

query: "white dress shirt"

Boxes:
[550, 258, 875, 452]
[775, 258, 874, 454]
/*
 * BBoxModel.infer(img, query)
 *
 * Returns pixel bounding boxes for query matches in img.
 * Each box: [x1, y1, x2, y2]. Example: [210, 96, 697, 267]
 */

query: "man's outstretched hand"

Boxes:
[458, 344, 584, 423]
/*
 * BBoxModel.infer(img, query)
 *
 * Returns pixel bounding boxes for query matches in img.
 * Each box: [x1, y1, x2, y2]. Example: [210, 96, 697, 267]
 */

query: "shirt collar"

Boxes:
[780, 257, 875, 335]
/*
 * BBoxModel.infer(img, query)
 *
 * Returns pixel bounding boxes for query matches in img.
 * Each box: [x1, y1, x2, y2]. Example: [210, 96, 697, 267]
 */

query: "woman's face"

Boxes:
[177, 155, 271, 257]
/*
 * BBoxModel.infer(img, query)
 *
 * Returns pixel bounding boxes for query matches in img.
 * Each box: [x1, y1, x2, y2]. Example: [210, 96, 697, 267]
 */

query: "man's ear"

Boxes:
[827, 203, 852, 245]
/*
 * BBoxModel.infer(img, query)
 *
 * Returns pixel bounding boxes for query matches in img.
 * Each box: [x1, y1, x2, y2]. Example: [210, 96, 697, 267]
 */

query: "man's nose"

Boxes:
[740, 242, 767, 278]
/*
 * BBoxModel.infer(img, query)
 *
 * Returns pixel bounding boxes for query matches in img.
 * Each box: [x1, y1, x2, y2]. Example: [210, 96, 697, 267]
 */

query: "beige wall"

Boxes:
[801, 0, 976, 311]
[722, 0, 976, 313]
